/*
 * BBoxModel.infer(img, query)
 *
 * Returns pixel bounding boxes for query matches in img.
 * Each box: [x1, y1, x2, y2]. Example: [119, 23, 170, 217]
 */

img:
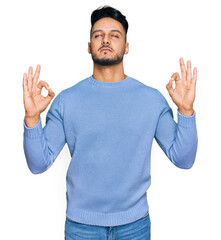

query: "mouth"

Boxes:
[100, 48, 112, 52]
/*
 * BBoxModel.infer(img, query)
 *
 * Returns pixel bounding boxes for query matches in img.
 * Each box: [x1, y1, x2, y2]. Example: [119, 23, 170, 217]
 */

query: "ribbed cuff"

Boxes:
[23, 117, 43, 138]
[177, 109, 196, 128]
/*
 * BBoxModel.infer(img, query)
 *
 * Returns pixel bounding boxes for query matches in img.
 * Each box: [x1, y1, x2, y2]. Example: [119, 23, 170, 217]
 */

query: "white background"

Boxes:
[0, 0, 220, 239]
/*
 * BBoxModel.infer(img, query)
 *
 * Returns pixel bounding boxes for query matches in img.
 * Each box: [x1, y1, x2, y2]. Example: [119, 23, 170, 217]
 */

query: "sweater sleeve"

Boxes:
[154, 93, 198, 169]
[23, 92, 66, 174]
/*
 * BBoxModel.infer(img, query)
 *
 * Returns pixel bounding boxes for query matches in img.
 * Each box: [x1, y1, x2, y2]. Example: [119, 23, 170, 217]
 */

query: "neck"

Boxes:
[92, 62, 126, 83]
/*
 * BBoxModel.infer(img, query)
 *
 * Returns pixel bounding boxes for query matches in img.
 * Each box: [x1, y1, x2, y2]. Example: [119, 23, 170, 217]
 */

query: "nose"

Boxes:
[102, 35, 110, 45]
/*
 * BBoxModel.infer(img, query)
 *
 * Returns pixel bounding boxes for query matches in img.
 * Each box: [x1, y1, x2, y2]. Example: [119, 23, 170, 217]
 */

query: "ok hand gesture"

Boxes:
[166, 58, 197, 116]
[23, 65, 55, 127]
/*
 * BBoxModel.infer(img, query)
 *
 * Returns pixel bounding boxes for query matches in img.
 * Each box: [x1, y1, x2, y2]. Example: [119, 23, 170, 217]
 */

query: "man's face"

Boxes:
[88, 17, 129, 66]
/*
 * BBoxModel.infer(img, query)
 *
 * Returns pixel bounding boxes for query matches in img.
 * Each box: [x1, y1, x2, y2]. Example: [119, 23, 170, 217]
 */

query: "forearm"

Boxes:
[167, 110, 198, 169]
[23, 92, 66, 174]
[23, 118, 54, 174]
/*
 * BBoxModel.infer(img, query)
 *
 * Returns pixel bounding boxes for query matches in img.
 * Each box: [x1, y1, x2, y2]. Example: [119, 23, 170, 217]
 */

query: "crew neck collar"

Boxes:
[88, 74, 130, 88]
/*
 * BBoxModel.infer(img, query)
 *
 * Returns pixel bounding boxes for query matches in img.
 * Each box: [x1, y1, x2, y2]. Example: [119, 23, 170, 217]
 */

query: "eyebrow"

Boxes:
[92, 29, 123, 36]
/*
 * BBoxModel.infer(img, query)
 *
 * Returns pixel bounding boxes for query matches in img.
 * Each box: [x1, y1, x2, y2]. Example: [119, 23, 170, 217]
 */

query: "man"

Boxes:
[23, 5, 198, 240]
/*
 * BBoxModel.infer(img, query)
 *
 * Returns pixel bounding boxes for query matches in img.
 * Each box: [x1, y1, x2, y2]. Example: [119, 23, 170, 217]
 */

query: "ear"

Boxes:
[125, 42, 129, 54]
[88, 42, 91, 54]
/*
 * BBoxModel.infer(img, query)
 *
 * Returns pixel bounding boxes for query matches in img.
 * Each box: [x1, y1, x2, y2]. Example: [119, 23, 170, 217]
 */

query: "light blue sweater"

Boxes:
[23, 75, 198, 227]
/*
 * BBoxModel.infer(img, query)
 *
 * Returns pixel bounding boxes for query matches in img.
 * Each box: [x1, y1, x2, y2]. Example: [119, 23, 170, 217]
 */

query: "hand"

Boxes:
[166, 57, 197, 116]
[23, 64, 55, 118]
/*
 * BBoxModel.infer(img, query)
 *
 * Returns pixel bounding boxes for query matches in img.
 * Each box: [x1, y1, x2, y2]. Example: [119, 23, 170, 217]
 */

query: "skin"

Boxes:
[166, 58, 197, 116]
[23, 17, 197, 128]
[23, 64, 55, 127]
[88, 17, 129, 83]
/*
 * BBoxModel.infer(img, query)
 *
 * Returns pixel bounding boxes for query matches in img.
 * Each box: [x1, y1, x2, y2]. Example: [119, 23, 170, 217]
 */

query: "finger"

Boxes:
[179, 57, 186, 81]
[37, 80, 50, 90]
[45, 88, 55, 102]
[186, 60, 192, 82]
[27, 66, 33, 90]
[171, 72, 181, 81]
[191, 67, 197, 88]
[33, 64, 41, 86]
[23, 72, 29, 92]
[171, 72, 183, 89]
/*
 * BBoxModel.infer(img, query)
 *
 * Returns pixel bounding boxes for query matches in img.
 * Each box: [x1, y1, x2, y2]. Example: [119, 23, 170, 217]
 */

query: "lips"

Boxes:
[100, 48, 112, 52]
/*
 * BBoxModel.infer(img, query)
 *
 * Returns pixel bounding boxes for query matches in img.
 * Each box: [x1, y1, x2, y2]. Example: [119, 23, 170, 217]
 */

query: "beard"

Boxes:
[90, 45, 125, 66]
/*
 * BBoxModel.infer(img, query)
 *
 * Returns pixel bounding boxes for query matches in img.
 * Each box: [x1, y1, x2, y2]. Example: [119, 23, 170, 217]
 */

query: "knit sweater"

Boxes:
[23, 74, 198, 227]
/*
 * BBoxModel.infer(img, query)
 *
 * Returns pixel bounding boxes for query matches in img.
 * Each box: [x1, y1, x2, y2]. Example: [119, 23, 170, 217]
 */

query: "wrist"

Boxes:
[178, 108, 194, 116]
[24, 115, 40, 128]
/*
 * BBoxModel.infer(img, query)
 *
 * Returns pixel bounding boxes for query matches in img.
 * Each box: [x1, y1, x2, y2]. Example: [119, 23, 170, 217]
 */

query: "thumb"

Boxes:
[166, 79, 174, 96]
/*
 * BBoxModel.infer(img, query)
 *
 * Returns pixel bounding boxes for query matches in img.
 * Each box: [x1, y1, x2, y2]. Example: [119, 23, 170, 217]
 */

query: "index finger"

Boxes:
[33, 64, 41, 85]
[179, 57, 186, 81]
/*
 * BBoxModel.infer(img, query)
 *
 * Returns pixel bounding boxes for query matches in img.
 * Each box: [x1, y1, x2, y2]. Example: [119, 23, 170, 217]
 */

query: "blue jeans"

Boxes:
[65, 212, 151, 240]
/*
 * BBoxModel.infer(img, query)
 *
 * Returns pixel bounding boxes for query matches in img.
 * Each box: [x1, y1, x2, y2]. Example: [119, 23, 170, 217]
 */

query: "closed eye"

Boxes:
[94, 34, 119, 38]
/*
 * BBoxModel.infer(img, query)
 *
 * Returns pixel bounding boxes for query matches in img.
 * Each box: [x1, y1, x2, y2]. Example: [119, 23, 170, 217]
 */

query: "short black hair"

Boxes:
[90, 5, 129, 41]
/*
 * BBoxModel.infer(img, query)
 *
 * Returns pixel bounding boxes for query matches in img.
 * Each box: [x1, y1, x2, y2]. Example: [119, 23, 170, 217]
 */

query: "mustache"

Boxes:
[99, 46, 113, 51]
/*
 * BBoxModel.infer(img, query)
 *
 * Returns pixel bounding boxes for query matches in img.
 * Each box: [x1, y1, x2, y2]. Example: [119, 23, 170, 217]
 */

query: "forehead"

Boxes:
[92, 17, 124, 33]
